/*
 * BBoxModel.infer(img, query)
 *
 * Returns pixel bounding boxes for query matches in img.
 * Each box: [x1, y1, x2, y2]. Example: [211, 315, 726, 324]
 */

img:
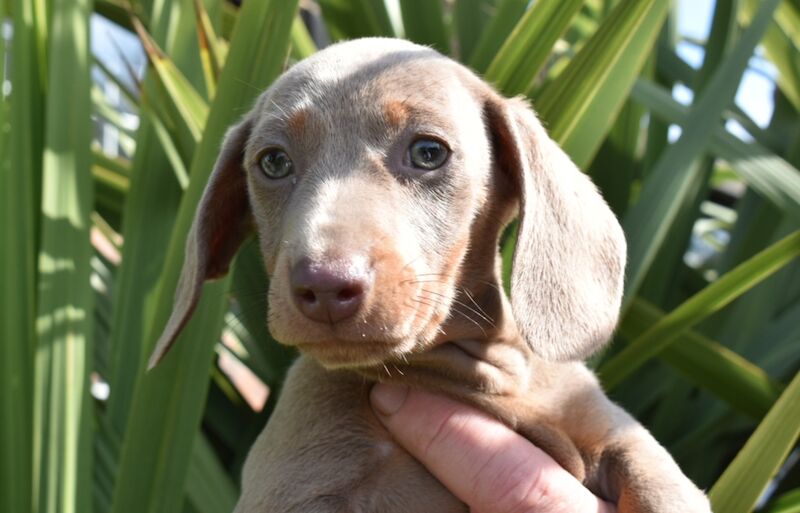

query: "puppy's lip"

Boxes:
[294, 337, 416, 367]
[293, 337, 398, 351]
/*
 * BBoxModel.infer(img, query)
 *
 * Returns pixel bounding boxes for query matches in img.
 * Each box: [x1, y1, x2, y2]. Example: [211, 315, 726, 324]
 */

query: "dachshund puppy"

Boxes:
[149, 38, 711, 513]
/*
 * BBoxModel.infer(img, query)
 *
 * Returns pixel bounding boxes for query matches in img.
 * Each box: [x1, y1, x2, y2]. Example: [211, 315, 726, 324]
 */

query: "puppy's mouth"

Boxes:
[269, 282, 454, 368]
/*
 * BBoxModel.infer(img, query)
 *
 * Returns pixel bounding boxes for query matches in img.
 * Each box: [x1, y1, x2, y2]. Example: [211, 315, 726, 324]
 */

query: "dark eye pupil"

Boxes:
[260, 150, 293, 179]
[410, 139, 448, 170]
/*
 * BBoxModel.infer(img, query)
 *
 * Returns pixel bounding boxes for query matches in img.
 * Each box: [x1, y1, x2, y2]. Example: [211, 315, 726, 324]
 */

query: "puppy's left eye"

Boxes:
[259, 149, 294, 179]
[409, 139, 449, 170]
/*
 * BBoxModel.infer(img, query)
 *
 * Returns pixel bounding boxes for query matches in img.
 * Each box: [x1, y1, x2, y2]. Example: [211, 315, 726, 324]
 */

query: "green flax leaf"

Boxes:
[600, 231, 800, 389]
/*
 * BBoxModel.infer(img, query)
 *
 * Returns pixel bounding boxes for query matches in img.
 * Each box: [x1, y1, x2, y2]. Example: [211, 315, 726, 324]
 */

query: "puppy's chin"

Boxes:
[268, 315, 429, 368]
[267, 301, 449, 369]
[294, 337, 420, 369]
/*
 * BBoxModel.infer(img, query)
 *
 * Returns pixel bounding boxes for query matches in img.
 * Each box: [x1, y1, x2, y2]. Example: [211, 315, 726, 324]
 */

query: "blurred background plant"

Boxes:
[1, 0, 799, 512]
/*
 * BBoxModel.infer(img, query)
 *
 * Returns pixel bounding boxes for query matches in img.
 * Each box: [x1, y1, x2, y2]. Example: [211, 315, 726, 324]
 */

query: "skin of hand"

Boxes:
[370, 383, 618, 513]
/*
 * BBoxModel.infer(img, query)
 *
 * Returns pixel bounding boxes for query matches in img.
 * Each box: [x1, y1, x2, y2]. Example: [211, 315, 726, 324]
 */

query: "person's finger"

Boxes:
[370, 383, 616, 513]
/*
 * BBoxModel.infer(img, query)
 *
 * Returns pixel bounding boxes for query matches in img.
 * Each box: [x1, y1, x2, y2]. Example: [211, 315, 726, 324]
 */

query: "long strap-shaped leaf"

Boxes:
[620, 299, 782, 419]
[767, 488, 800, 513]
[132, 17, 210, 142]
[535, 0, 671, 168]
[631, 78, 800, 222]
[109, 2, 299, 512]
[600, 231, 800, 389]
[0, 0, 42, 511]
[317, 0, 395, 40]
[742, 0, 800, 111]
[483, 0, 583, 96]
[453, 0, 495, 64]
[621, 0, 782, 305]
[709, 370, 800, 513]
[192, 0, 227, 99]
[105, 0, 207, 436]
[468, 0, 528, 72]
[33, 0, 94, 511]
[399, 0, 450, 53]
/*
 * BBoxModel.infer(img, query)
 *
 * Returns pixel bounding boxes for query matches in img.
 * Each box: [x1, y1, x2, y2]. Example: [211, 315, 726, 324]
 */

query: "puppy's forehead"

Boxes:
[258, 38, 468, 122]
[286, 38, 442, 85]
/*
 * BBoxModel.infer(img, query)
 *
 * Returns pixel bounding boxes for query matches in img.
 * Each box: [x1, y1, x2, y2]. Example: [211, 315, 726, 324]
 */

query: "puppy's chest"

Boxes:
[243, 357, 464, 512]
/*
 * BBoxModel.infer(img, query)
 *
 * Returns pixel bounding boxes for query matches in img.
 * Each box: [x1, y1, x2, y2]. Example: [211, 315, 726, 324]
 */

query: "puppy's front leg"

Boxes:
[589, 424, 712, 513]
[545, 367, 712, 513]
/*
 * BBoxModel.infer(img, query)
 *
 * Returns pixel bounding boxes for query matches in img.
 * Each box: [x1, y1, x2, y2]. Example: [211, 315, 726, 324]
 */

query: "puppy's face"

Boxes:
[243, 40, 499, 368]
[149, 38, 626, 372]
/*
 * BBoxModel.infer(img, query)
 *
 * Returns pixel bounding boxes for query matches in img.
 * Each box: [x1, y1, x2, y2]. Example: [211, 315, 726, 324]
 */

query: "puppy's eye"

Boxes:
[259, 149, 293, 179]
[409, 139, 449, 170]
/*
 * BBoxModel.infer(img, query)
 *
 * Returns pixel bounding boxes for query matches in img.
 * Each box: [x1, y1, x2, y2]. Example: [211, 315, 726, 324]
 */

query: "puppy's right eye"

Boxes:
[409, 138, 449, 170]
[259, 149, 294, 179]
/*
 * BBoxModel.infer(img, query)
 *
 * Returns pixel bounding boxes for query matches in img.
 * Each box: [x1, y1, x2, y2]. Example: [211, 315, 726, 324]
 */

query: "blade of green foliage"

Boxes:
[132, 17, 210, 142]
[484, 0, 582, 96]
[94, 414, 121, 513]
[588, 98, 642, 217]
[756, 300, 800, 378]
[642, 20, 678, 175]
[92, 86, 136, 136]
[145, 107, 191, 188]
[453, 0, 494, 62]
[768, 489, 800, 513]
[620, 299, 782, 419]
[536, 0, 670, 168]
[468, 0, 528, 72]
[621, 0, 782, 305]
[105, 118, 185, 433]
[399, 0, 449, 52]
[317, 0, 395, 40]
[639, 0, 737, 307]
[93, 56, 139, 107]
[92, 151, 130, 221]
[33, 0, 94, 511]
[742, 0, 800, 111]
[193, 0, 226, 98]
[92, 148, 130, 180]
[94, 0, 140, 30]
[110, 2, 299, 512]
[0, 1, 42, 511]
[712, 219, 798, 366]
[709, 370, 800, 513]
[185, 435, 238, 513]
[105, 3, 211, 433]
[600, 231, 800, 389]
[631, 79, 800, 221]
[694, 0, 740, 94]
[290, 15, 317, 60]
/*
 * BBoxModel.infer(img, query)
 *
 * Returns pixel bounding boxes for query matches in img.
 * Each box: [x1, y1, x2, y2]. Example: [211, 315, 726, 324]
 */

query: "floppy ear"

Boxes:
[486, 96, 626, 361]
[147, 118, 254, 369]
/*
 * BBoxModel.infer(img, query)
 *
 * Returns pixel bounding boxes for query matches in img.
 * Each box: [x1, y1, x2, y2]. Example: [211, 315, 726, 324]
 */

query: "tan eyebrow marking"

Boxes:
[383, 100, 409, 127]
[286, 108, 309, 138]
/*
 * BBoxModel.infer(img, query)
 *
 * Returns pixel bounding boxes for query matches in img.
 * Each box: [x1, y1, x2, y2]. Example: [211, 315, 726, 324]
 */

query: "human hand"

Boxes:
[370, 384, 617, 513]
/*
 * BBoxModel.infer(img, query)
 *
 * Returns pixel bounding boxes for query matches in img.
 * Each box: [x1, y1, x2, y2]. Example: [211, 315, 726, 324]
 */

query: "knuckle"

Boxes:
[419, 408, 465, 461]
[481, 461, 550, 513]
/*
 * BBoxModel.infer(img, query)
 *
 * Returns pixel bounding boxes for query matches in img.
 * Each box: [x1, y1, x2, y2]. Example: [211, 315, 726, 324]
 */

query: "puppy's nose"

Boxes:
[290, 258, 370, 323]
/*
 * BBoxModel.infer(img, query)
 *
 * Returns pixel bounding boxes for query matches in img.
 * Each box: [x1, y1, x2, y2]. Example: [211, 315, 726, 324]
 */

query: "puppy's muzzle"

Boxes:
[290, 257, 372, 323]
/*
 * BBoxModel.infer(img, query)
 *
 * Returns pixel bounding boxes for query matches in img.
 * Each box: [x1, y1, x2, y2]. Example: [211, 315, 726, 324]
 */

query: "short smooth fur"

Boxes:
[150, 38, 712, 513]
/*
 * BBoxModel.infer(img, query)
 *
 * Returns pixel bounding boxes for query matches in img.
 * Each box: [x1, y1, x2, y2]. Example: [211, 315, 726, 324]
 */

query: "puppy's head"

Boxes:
[149, 38, 626, 370]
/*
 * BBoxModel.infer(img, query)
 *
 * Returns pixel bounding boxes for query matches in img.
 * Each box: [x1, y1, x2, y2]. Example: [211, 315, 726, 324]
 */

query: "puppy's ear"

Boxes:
[148, 118, 253, 368]
[487, 96, 626, 361]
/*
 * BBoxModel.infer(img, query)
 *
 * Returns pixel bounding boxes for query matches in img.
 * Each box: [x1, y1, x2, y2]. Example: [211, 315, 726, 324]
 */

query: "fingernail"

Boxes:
[370, 383, 409, 416]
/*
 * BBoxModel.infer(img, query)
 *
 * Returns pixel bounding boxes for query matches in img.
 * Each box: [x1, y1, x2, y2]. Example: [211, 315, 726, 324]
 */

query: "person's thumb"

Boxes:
[370, 383, 615, 513]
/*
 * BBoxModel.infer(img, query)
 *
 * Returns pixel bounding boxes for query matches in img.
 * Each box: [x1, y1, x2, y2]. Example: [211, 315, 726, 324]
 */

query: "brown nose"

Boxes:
[290, 258, 370, 323]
